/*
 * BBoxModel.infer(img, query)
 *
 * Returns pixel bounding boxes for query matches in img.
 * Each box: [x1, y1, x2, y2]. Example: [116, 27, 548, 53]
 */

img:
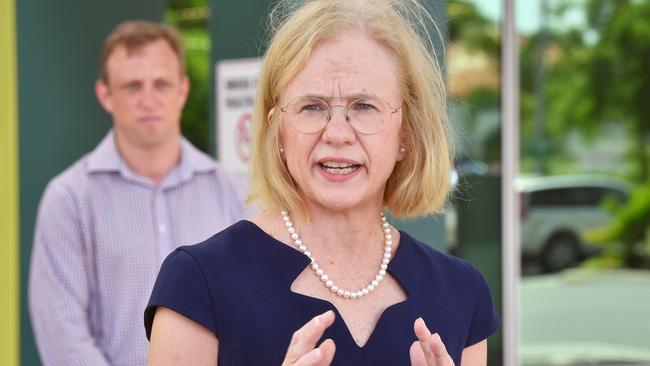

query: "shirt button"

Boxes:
[159, 224, 167, 233]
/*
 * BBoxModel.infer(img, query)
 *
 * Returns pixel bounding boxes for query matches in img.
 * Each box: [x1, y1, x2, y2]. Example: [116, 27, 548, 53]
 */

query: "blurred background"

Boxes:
[446, 0, 650, 365]
[1, 0, 648, 365]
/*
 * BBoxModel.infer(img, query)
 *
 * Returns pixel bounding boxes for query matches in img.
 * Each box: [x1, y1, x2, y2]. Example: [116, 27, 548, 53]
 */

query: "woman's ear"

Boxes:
[397, 145, 407, 162]
[267, 107, 276, 124]
[270, 107, 287, 160]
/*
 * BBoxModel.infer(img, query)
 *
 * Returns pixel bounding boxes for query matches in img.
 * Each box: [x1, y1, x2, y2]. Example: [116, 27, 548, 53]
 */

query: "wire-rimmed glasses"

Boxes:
[279, 96, 401, 135]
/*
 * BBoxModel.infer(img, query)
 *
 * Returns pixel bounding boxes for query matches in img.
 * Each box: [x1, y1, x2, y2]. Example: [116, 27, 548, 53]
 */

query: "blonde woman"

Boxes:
[145, 1, 499, 365]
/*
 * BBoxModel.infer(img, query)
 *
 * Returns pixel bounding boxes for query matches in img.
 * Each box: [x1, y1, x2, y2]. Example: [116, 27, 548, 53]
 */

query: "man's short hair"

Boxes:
[99, 20, 185, 83]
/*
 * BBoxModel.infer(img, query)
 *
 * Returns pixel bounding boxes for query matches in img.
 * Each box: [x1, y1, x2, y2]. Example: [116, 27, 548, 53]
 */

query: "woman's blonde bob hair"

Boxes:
[248, 0, 452, 219]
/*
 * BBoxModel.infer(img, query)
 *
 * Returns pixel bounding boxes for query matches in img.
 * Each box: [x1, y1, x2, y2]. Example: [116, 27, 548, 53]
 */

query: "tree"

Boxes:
[447, 0, 502, 165]
[589, 181, 650, 268]
[540, 0, 650, 268]
[547, 0, 650, 182]
[166, 0, 211, 153]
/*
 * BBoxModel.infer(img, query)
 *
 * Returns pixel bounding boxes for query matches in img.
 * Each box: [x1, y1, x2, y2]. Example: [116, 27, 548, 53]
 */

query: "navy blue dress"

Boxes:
[145, 220, 499, 365]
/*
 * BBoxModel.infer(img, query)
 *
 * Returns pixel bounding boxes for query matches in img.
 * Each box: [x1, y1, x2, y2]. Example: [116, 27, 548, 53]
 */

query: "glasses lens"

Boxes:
[348, 98, 390, 134]
[285, 97, 329, 133]
[282, 96, 396, 134]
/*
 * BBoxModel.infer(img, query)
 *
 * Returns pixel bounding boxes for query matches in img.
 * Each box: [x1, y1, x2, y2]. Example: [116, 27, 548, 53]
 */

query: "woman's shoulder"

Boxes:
[399, 232, 481, 278]
[169, 219, 303, 285]
[397, 232, 500, 347]
[146, 221, 270, 340]
[396, 231, 490, 300]
[178, 220, 260, 250]
[178, 220, 269, 262]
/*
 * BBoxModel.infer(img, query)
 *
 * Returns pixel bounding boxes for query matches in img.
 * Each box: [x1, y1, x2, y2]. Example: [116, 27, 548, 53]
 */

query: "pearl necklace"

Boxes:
[281, 211, 393, 300]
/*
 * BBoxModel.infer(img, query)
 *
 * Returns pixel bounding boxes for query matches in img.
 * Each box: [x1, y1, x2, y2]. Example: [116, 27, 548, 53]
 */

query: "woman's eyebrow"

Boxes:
[302, 93, 378, 100]
[337, 83, 377, 100]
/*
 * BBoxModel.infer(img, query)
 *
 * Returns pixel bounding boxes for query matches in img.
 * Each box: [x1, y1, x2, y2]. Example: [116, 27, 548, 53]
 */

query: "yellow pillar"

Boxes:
[0, 0, 20, 364]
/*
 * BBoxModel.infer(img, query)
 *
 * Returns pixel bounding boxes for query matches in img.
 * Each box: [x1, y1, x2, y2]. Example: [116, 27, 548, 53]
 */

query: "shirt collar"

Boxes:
[87, 130, 217, 188]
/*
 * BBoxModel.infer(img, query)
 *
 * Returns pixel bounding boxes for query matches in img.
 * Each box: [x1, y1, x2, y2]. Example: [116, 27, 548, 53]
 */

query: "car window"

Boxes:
[605, 188, 628, 204]
[529, 187, 625, 207]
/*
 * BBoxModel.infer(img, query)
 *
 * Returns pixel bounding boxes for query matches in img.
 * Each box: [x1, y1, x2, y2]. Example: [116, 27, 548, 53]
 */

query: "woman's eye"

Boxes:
[301, 103, 326, 112]
[353, 102, 377, 111]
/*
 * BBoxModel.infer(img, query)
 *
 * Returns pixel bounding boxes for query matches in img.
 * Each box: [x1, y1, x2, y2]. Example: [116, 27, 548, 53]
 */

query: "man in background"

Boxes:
[29, 20, 248, 365]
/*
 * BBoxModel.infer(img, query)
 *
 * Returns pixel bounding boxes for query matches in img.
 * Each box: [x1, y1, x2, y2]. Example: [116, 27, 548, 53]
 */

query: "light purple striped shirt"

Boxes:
[29, 131, 250, 366]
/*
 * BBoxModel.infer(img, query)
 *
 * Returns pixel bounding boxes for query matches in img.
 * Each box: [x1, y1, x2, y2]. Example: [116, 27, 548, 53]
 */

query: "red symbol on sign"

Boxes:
[235, 112, 252, 163]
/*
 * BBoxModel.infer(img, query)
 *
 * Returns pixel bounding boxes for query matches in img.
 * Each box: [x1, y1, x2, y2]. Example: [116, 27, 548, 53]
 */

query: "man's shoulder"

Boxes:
[189, 150, 252, 211]
[184, 143, 238, 179]
[44, 152, 96, 197]
[35, 151, 104, 219]
[182, 139, 244, 184]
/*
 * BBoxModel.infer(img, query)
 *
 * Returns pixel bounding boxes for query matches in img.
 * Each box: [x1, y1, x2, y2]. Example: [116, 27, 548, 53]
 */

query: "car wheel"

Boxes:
[541, 233, 582, 273]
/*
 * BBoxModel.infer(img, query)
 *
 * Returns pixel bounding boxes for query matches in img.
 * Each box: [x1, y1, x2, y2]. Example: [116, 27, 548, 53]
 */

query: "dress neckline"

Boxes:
[239, 219, 414, 292]
[240, 219, 416, 349]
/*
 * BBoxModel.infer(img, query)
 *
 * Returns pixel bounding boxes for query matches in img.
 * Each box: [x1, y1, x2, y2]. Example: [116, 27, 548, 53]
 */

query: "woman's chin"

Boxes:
[303, 193, 380, 215]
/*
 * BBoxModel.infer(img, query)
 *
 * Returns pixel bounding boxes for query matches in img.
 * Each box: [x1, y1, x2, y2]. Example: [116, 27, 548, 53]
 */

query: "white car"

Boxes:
[516, 175, 630, 273]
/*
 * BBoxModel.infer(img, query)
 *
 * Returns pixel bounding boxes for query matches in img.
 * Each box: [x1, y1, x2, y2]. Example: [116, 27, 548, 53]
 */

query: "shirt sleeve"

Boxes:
[28, 182, 111, 366]
[465, 267, 501, 347]
[144, 248, 217, 340]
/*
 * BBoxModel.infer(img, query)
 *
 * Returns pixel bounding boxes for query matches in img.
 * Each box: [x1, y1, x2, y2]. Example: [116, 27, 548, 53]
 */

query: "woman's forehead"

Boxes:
[282, 32, 401, 100]
[289, 79, 384, 98]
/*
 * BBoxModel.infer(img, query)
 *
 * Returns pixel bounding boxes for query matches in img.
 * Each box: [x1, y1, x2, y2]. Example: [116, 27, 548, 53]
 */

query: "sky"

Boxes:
[466, 0, 587, 35]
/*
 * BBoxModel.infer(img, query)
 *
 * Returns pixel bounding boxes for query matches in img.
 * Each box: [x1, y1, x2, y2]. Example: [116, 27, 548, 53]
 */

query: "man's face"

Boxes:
[96, 39, 189, 150]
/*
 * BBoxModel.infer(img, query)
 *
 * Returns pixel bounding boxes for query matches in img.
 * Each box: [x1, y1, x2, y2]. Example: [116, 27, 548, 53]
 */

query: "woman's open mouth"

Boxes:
[319, 161, 361, 175]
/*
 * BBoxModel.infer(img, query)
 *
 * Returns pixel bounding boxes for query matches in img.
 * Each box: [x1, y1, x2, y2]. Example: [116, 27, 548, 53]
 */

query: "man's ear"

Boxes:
[95, 79, 113, 114]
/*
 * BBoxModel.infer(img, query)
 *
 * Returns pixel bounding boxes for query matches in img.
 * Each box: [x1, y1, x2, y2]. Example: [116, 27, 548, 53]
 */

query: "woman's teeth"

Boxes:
[320, 162, 359, 175]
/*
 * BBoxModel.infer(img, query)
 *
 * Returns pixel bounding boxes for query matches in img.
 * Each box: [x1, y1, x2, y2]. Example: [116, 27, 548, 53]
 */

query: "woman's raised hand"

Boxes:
[281, 310, 337, 366]
[409, 318, 455, 366]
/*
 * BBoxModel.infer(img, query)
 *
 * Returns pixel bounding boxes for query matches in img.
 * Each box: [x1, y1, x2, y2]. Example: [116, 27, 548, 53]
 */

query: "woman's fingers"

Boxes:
[409, 340, 427, 366]
[428, 333, 453, 366]
[318, 339, 336, 364]
[412, 318, 454, 366]
[294, 339, 335, 366]
[283, 310, 336, 365]
[413, 317, 436, 363]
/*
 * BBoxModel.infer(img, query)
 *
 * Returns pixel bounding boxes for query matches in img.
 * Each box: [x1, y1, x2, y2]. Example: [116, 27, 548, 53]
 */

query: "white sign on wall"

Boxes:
[216, 58, 262, 175]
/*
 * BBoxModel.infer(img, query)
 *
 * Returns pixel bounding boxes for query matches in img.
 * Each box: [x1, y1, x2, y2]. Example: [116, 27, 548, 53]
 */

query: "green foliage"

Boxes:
[447, 0, 501, 164]
[166, 0, 210, 153]
[447, 0, 501, 59]
[588, 181, 650, 268]
[547, 0, 650, 269]
[447, 0, 650, 270]
[546, 0, 650, 181]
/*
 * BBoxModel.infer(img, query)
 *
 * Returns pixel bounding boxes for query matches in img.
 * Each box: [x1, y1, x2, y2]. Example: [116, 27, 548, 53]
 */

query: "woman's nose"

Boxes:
[321, 105, 356, 145]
